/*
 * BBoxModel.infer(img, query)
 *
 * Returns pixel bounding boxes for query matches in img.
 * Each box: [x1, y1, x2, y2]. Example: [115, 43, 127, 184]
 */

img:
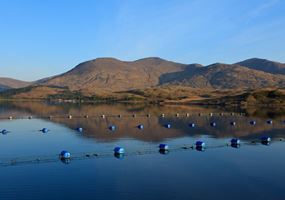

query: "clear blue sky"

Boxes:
[0, 0, 284, 81]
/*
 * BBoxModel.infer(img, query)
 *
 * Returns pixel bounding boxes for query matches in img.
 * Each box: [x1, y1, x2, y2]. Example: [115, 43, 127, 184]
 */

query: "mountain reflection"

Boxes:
[0, 101, 284, 142]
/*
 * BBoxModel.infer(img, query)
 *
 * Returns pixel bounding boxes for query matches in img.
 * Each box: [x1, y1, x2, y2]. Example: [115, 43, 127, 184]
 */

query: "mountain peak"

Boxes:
[236, 58, 285, 75]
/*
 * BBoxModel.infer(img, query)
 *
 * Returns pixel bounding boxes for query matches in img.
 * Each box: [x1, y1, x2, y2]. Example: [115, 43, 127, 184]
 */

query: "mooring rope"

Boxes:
[0, 138, 284, 168]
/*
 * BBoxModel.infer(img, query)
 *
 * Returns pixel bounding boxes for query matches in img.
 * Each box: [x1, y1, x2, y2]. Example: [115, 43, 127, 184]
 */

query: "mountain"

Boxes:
[236, 58, 285, 75]
[160, 63, 285, 89]
[41, 57, 187, 93]
[2, 57, 285, 101]
[0, 78, 31, 91]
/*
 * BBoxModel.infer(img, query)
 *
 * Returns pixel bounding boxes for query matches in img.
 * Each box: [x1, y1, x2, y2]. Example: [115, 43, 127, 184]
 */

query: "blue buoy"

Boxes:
[159, 144, 169, 151]
[60, 150, 71, 159]
[76, 127, 83, 132]
[267, 120, 273, 125]
[1, 129, 9, 135]
[114, 147, 125, 154]
[137, 124, 144, 130]
[250, 121, 256, 125]
[261, 136, 271, 143]
[159, 149, 170, 154]
[196, 146, 206, 151]
[230, 121, 236, 126]
[40, 128, 49, 133]
[231, 138, 240, 146]
[114, 153, 125, 159]
[210, 122, 216, 127]
[109, 125, 116, 131]
[196, 141, 206, 148]
[189, 123, 195, 128]
[164, 124, 171, 129]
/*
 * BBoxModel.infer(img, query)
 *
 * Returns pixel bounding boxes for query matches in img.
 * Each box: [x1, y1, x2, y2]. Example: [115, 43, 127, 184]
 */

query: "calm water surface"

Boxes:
[0, 102, 285, 200]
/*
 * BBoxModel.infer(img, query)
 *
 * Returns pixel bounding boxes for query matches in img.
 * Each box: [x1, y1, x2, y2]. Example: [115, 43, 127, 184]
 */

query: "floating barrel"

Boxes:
[9, 116, 13, 120]
[231, 138, 240, 146]
[189, 123, 195, 128]
[250, 120, 256, 125]
[114, 147, 125, 154]
[118, 114, 122, 118]
[147, 114, 151, 118]
[196, 141, 206, 148]
[267, 120, 273, 125]
[137, 124, 144, 130]
[209, 113, 213, 116]
[68, 115, 72, 119]
[109, 125, 116, 131]
[230, 121, 236, 126]
[186, 113, 190, 117]
[85, 115, 89, 118]
[76, 127, 83, 132]
[159, 144, 169, 151]
[161, 113, 165, 118]
[210, 122, 216, 127]
[175, 113, 179, 117]
[60, 150, 71, 159]
[164, 124, 171, 129]
[101, 115, 105, 119]
[40, 128, 49, 133]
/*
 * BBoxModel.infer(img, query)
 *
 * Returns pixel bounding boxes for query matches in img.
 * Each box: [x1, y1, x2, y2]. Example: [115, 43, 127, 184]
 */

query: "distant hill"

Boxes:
[236, 58, 285, 75]
[160, 63, 285, 89]
[39, 57, 285, 93]
[0, 78, 31, 91]
[41, 57, 186, 93]
[1, 57, 285, 102]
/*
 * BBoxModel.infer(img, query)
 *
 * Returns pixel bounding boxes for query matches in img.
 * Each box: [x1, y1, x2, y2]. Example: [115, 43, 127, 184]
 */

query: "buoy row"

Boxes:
[0, 119, 282, 136]
[0, 136, 280, 167]
[59, 136, 272, 160]
[2, 112, 250, 120]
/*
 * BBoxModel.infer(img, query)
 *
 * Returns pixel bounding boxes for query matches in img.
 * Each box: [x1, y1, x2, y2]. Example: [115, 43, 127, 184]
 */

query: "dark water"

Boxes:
[0, 101, 285, 200]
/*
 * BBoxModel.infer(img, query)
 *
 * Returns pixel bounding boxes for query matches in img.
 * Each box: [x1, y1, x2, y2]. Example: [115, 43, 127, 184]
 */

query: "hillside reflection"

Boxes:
[0, 101, 284, 142]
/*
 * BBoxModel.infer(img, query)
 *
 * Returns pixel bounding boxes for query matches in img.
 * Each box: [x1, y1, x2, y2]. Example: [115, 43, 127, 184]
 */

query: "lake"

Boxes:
[0, 101, 285, 200]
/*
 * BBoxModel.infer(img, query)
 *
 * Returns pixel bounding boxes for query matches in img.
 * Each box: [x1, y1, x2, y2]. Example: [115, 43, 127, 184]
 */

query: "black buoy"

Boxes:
[210, 122, 216, 127]
[261, 136, 271, 145]
[250, 120, 256, 125]
[267, 120, 273, 125]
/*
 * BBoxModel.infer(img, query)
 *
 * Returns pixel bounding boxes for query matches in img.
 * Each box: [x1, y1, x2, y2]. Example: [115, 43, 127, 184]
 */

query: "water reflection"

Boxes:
[0, 101, 285, 142]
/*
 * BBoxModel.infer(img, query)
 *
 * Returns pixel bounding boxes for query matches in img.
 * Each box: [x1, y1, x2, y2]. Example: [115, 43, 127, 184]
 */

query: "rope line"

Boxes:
[0, 138, 284, 168]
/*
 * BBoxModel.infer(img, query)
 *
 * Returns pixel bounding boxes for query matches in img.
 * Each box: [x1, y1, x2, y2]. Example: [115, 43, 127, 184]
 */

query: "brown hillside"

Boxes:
[43, 57, 186, 92]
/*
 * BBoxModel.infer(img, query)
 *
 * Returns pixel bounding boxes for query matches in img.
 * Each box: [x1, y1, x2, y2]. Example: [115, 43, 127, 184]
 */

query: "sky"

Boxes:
[0, 0, 285, 81]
